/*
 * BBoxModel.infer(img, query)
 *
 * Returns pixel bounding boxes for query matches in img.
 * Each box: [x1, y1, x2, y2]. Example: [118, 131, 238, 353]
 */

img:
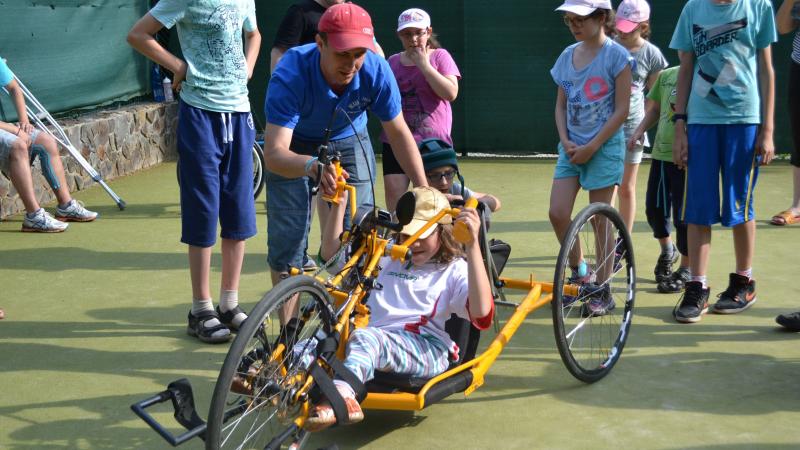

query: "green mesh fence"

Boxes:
[0, 1, 794, 154]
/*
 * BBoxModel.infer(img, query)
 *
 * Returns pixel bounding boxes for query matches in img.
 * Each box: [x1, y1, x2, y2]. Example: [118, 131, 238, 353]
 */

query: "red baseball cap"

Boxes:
[318, 3, 376, 52]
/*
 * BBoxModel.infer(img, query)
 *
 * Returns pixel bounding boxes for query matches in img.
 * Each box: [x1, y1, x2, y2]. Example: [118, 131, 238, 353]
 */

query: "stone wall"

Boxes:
[0, 101, 177, 219]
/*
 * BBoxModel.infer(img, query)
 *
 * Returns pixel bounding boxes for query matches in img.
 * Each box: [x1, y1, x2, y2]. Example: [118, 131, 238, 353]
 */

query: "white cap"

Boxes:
[397, 8, 431, 32]
[555, 0, 612, 16]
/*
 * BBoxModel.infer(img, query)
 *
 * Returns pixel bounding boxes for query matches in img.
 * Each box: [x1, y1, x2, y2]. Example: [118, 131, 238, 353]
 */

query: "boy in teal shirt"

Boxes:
[669, 0, 776, 323]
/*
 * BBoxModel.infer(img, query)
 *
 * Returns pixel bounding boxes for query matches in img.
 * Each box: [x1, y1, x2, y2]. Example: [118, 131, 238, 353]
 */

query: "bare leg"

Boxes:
[678, 253, 691, 269]
[188, 245, 212, 300]
[688, 224, 711, 278]
[618, 162, 639, 233]
[34, 133, 71, 205]
[588, 186, 618, 283]
[549, 177, 581, 242]
[271, 269, 299, 324]
[221, 238, 245, 291]
[732, 220, 755, 273]
[384, 173, 411, 212]
[7, 140, 40, 214]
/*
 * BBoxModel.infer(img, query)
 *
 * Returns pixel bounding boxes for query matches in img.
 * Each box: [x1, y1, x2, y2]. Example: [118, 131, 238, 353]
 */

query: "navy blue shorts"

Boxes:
[682, 124, 759, 227]
[177, 100, 257, 247]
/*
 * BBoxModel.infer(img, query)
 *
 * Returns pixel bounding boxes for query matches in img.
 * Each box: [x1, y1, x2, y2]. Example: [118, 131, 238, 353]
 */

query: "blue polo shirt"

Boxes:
[266, 43, 402, 141]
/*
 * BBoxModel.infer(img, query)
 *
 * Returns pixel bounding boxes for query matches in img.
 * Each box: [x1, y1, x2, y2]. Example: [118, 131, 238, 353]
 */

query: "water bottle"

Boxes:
[151, 65, 165, 102]
[162, 77, 174, 102]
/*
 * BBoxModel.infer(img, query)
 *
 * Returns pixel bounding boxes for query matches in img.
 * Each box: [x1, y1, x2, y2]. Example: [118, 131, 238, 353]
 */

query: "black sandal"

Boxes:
[187, 310, 231, 343]
[216, 305, 248, 332]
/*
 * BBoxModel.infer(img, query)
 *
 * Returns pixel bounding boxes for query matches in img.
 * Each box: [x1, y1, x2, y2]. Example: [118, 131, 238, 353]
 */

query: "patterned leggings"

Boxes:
[343, 327, 450, 383]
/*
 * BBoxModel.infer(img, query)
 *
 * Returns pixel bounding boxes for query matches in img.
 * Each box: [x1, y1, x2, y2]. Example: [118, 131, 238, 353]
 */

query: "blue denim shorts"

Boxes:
[553, 130, 625, 191]
[0, 127, 41, 175]
[177, 100, 257, 247]
[266, 128, 376, 272]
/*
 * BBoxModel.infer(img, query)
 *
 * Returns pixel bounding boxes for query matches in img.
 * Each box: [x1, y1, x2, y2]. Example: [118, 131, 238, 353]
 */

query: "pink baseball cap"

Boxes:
[616, 0, 651, 33]
[555, 0, 612, 16]
[318, 3, 376, 52]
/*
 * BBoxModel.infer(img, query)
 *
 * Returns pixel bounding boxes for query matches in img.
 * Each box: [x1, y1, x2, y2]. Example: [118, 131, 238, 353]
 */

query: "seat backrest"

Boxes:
[444, 315, 481, 365]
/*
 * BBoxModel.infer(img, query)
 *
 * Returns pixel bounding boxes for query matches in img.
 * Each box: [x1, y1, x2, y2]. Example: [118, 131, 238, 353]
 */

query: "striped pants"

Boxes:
[343, 327, 450, 383]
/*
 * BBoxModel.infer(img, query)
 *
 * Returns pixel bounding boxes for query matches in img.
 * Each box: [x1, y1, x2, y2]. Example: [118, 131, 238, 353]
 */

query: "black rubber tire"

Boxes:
[552, 202, 636, 383]
[205, 276, 335, 450]
[252, 141, 265, 200]
[177, 143, 265, 200]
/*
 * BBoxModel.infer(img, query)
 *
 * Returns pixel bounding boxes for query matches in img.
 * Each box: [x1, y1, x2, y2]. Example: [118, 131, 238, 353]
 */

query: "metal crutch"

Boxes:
[3, 71, 126, 210]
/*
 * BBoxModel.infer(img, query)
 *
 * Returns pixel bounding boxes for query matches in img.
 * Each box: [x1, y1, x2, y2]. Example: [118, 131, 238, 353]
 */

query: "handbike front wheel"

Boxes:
[206, 276, 336, 450]
[552, 202, 635, 383]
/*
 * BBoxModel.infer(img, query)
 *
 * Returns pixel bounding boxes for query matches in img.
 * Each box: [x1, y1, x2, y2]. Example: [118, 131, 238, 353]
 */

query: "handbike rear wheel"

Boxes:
[206, 276, 336, 450]
[552, 203, 635, 383]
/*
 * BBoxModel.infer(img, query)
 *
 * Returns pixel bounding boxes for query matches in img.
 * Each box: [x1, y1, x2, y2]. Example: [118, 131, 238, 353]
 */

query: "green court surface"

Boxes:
[1, 160, 799, 449]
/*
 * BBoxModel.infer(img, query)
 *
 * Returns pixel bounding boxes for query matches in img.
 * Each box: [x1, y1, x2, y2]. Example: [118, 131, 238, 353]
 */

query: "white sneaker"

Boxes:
[55, 199, 98, 222]
[22, 208, 69, 233]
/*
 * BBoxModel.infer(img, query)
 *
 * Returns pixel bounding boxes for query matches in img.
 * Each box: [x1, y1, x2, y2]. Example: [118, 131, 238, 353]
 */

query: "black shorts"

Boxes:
[381, 142, 407, 175]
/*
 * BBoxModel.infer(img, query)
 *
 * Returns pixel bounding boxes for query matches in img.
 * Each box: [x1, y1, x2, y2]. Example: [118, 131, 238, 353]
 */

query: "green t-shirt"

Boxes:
[646, 67, 678, 162]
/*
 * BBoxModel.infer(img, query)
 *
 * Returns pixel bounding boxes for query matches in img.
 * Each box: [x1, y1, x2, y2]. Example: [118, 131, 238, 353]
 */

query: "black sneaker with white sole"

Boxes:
[673, 281, 710, 323]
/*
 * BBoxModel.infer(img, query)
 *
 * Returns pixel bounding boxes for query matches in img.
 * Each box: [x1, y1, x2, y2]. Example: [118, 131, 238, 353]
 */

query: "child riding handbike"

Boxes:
[132, 145, 637, 450]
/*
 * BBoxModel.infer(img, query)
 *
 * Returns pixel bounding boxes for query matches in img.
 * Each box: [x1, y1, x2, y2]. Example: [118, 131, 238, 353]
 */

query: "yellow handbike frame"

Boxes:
[284, 160, 579, 430]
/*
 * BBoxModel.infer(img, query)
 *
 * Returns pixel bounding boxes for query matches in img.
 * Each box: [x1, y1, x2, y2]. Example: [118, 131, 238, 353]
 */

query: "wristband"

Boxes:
[304, 157, 319, 176]
[671, 113, 688, 123]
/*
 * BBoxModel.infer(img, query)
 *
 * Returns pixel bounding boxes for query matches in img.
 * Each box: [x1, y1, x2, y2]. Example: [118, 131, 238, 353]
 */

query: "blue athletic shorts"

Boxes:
[553, 130, 625, 191]
[266, 129, 376, 273]
[682, 124, 759, 227]
[177, 100, 257, 247]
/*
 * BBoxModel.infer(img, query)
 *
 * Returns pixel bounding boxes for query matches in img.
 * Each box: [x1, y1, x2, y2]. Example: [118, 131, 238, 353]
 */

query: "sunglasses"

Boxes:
[426, 169, 457, 182]
[563, 15, 593, 27]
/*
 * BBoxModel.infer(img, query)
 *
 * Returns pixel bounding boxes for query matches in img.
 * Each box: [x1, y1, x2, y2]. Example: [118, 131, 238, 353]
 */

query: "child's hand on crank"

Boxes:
[456, 207, 480, 248]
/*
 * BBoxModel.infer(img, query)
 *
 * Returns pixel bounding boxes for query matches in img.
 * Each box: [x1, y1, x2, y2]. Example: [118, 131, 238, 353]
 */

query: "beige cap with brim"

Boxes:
[400, 187, 452, 240]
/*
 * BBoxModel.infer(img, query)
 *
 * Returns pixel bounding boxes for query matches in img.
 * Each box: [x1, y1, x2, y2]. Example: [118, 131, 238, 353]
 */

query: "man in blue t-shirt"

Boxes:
[263, 3, 426, 285]
[669, 0, 777, 324]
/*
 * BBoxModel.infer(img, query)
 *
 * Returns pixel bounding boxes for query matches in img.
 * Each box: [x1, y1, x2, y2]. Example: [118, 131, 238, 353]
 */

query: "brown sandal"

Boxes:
[771, 209, 800, 226]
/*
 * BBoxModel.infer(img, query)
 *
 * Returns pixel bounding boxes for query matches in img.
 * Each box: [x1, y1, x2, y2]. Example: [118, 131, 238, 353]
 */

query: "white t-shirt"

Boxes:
[337, 256, 487, 359]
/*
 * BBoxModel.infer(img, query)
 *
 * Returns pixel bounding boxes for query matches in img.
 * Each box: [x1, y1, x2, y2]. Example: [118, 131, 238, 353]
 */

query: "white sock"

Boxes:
[736, 268, 752, 280]
[191, 298, 230, 339]
[220, 289, 247, 327]
[691, 275, 707, 289]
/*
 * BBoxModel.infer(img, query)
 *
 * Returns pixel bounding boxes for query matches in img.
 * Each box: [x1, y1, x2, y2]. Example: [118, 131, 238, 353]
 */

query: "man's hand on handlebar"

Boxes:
[306, 157, 349, 197]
